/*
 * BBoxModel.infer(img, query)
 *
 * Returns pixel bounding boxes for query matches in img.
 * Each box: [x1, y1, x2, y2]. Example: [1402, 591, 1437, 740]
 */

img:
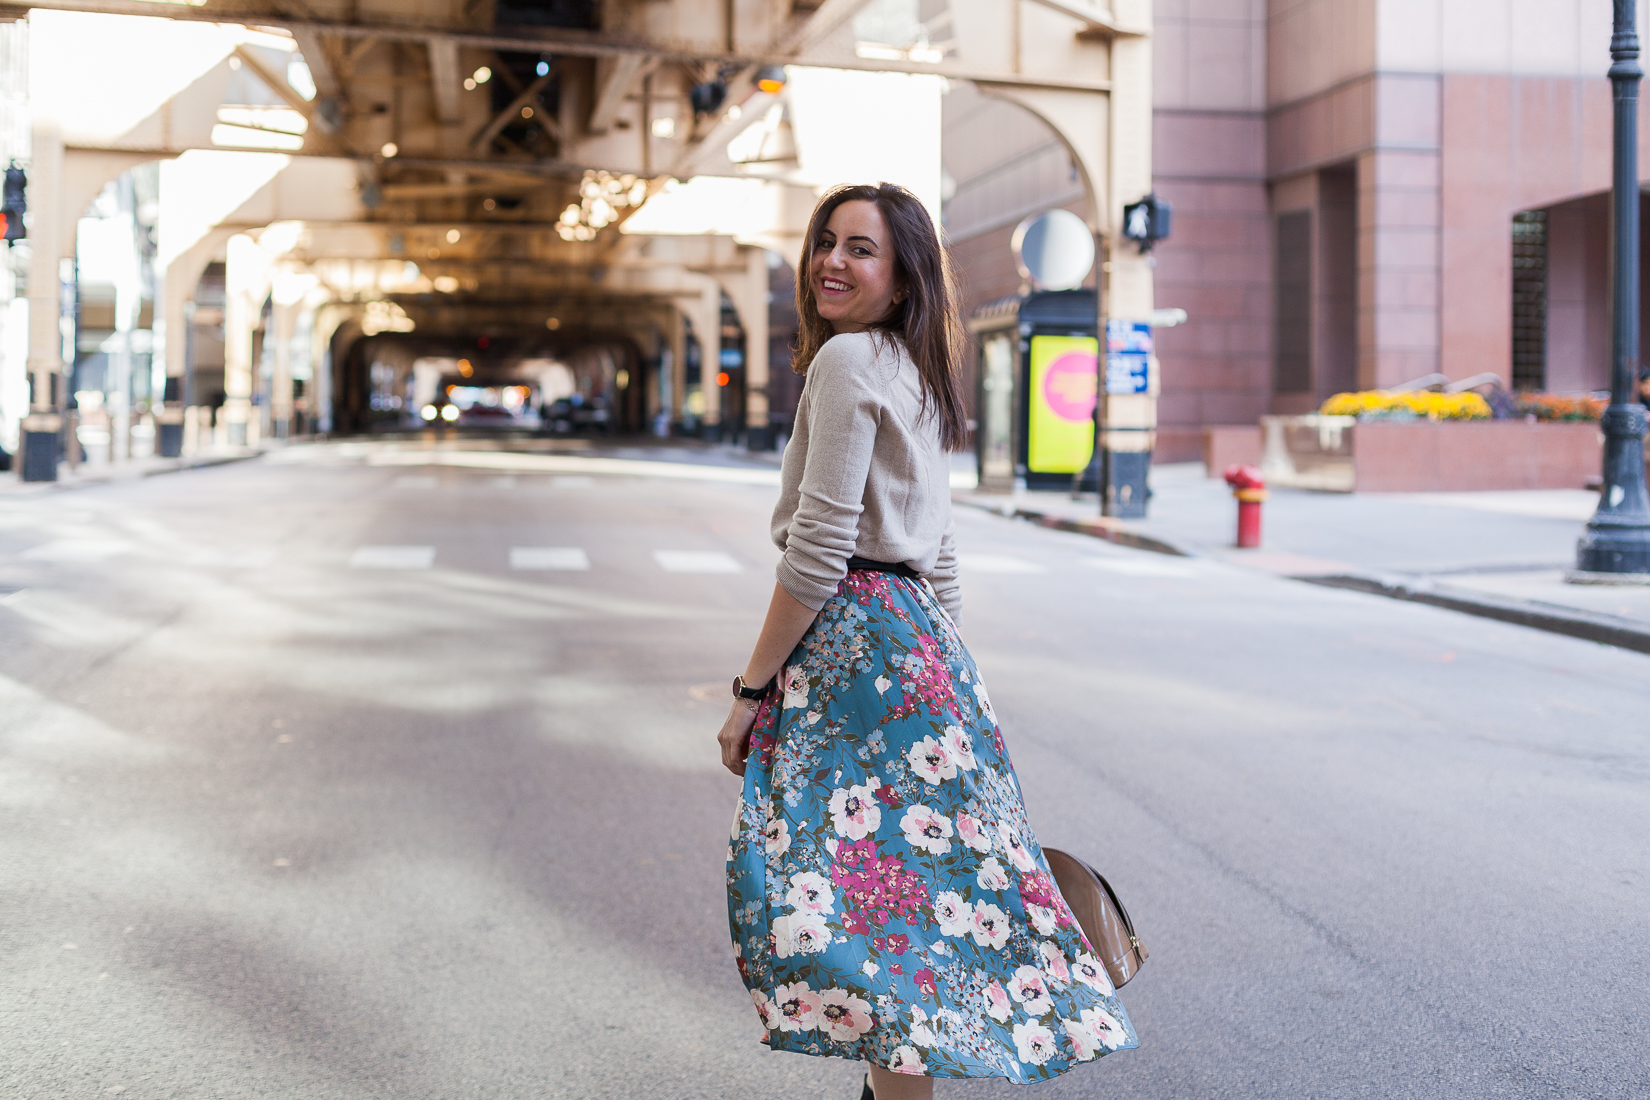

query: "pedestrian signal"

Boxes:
[2, 165, 25, 241]
[1121, 193, 1170, 253]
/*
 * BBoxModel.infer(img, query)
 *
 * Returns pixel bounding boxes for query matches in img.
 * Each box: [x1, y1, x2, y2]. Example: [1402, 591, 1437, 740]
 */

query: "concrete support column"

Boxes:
[693, 283, 721, 435]
[1356, 148, 1442, 390]
[667, 305, 686, 427]
[21, 120, 64, 481]
[223, 234, 272, 448]
[735, 247, 771, 450]
[1101, 3, 1156, 517]
[157, 231, 230, 457]
[270, 297, 299, 439]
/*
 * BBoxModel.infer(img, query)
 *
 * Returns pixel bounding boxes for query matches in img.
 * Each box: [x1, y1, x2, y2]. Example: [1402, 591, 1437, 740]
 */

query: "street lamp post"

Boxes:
[1577, 0, 1650, 577]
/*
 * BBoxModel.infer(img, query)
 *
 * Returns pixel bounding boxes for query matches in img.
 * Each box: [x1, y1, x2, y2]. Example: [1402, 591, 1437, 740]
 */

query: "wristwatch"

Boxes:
[732, 674, 775, 700]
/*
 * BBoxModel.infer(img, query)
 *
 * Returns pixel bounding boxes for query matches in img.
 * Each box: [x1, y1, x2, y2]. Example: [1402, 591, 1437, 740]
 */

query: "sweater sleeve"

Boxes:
[926, 518, 962, 624]
[775, 336, 883, 611]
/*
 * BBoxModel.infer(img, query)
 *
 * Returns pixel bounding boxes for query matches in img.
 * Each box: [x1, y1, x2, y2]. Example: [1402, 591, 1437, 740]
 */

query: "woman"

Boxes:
[719, 183, 1137, 1099]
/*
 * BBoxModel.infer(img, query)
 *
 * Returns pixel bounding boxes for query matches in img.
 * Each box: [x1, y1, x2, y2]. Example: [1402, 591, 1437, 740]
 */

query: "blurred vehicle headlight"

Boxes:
[441, 404, 460, 421]
[421, 404, 438, 421]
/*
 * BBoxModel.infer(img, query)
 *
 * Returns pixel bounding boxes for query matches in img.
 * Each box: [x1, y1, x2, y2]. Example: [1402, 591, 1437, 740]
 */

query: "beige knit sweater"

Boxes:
[771, 331, 961, 621]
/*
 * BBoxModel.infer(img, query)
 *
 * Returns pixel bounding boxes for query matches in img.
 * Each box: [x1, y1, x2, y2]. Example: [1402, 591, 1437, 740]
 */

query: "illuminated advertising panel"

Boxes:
[1027, 334, 1098, 473]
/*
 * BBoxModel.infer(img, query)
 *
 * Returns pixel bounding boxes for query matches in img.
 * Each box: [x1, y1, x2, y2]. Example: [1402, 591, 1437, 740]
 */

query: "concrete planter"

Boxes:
[1259, 415, 1603, 492]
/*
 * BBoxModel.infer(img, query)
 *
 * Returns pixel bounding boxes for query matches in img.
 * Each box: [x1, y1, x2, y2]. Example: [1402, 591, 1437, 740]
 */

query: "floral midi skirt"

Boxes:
[726, 570, 1137, 1082]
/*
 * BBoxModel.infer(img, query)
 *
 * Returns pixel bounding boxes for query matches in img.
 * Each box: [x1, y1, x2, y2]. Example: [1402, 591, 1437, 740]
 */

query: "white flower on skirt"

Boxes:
[900, 803, 954, 855]
[1026, 903, 1058, 936]
[875, 674, 892, 695]
[1072, 952, 1115, 995]
[1063, 1017, 1100, 1061]
[763, 817, 791, 856]
[774, 912, 830, 958]
[772, 981, 822, 1032]
[908, 1021, 938, 1047]
[934, 890, 972, 936]
[817, 987, 876, 1042]
[1039, 941, 1071, 984]
[828, 782, 883, 839]
[889, 1045, 927, 1074]
[973, 680, 995, 721]
[971, 901, 1012, 950]
[731, 799, 743, 840]
[1079, 1005, 1128, 1051]
[955, 812, 993, 853]
[907, 736, 958, 785]
[751, 989, 778, 1030]
[862, 960, 879, 978]
[1012, 1020, 1058, 1065]
[998, 822, 1036, 872]
[786, 871, 835, 914]
[941, 724, 977, 771]
[1008, 964, 1053, 1017]
[976, 856, 1011, 891]
[985, 978, 1013, 1022]
[780, 666, 809, 709]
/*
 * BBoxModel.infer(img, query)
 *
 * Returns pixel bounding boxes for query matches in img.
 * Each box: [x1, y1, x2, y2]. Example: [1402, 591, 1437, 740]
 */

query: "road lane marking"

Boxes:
[1082, 556, 1201, 577]
[20, 539, 134, 562]
[350, 545, 435, 569]
[510, 547, 591, 571]
[959, 553, 1046, 575]
[183, 547, 280, 567]
[653, 550, 743, 574]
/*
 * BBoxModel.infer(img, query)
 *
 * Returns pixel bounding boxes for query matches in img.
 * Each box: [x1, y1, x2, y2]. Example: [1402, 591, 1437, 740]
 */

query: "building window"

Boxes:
[1511, 210, 1547, 391]
[1274, 210, 1312, 394]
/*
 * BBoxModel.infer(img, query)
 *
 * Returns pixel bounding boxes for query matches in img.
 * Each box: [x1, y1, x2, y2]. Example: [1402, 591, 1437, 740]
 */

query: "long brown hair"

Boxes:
[792, 182, 969, 451]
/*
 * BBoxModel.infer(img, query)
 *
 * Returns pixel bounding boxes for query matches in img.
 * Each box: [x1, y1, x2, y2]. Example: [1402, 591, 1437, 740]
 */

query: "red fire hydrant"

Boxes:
[1223, 464, 1268, 548]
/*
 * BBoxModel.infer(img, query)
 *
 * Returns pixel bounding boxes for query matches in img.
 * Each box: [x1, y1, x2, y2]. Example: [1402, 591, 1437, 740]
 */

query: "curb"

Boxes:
[955, 500, 1194, 558]
[1297, 573, 1650, 656]
[1, 452, 261, 495]
[959, 497, 1650, 656]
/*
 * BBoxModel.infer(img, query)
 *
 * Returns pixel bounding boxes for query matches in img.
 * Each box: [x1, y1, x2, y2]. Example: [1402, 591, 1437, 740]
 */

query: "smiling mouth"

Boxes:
[820, 278, 852, 293]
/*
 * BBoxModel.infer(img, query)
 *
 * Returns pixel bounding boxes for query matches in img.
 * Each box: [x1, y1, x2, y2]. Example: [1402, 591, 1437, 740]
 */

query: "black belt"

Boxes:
[847, 556, 920, 580]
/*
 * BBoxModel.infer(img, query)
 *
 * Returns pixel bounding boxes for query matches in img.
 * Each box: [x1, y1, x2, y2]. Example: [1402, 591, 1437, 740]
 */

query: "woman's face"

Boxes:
[809, 200, 904, 334]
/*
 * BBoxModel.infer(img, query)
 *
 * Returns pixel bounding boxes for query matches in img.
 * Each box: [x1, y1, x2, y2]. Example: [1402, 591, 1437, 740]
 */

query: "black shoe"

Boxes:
[859, 1074, 874, 1100]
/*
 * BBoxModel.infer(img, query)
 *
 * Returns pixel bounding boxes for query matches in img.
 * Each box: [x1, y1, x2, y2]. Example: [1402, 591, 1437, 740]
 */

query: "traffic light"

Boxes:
[1121, 193, 1171, 253]
[1, 164, 25, 241]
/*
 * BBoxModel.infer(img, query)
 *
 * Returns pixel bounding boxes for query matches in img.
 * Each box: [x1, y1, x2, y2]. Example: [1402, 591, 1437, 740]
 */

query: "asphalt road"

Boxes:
[2, 441, 1647, 1100]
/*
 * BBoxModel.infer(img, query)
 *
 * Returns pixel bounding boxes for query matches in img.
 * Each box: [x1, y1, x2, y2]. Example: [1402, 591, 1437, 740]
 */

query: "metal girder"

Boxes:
[588, 53, 652, 136]
[1023, 0, 1148, 36]
[0, 0, 1113, 92]
[469, 69, 557, 154]
[426, 38, 463, 125]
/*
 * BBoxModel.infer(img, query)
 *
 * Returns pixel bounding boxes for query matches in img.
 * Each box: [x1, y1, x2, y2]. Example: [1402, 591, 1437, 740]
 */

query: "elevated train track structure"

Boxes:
[0, 0, 1154, 476]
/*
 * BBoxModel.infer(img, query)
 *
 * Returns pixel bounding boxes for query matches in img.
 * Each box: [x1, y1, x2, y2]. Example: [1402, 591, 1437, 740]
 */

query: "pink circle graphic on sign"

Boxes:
[1043, 351, 1098, 422]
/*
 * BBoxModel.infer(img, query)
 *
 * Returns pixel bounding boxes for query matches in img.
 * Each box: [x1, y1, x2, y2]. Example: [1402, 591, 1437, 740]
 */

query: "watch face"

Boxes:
[732, 676, 742, 697]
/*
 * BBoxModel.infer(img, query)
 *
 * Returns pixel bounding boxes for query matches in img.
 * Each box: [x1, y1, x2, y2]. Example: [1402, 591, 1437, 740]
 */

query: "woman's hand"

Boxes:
[717, 698, 761, 777]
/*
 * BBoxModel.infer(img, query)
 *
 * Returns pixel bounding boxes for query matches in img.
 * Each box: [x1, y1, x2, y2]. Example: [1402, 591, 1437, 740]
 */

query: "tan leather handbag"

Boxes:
[1044, 847, 1148, 988]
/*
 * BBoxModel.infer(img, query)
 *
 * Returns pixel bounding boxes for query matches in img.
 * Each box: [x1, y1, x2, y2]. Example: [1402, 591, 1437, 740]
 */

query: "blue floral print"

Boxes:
[726, 571, 1137, 1082]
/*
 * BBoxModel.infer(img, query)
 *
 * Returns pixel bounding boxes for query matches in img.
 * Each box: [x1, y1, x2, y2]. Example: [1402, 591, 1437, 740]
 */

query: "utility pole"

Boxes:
[1577, 0, 1650, 577]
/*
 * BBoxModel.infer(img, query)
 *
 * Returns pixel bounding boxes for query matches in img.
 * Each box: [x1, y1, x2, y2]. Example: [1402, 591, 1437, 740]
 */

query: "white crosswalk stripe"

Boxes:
[958, 552, 1046, 575]
[350, 546, 435, 569]
[1083, 556, 1201, 577]
[20, 539, 134, 562]
[653, 550, 743, 574]
[510, 547, 590, 571]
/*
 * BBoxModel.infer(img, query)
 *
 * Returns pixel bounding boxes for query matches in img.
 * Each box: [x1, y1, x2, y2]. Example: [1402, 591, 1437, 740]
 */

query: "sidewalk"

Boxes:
[0, 448, 260, 496]
[957, 462, 1650, 655]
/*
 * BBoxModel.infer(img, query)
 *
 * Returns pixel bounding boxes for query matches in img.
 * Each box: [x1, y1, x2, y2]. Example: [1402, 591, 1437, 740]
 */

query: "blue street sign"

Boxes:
[1104, 319, 1152, 395]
